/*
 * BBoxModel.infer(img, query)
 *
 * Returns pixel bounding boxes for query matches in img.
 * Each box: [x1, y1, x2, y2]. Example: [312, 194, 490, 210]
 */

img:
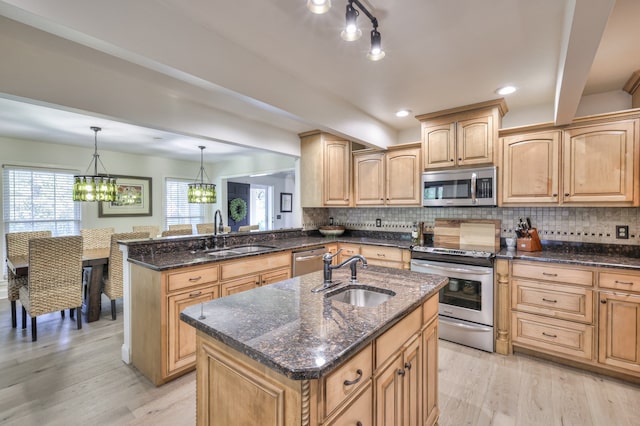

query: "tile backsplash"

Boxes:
[303, 207, 640, 246]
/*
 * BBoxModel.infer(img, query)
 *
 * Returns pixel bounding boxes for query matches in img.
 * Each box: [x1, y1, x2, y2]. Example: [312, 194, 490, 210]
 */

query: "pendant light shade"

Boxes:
[307, 0, 331, 14]
[73, 126, 118, 202]
[188, 146, 217, 203]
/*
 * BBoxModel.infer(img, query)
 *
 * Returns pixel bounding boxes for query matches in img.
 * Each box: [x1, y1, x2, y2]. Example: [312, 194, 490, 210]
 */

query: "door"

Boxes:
[386, 147, 421, 205]
[501, 130, 560, 204]
[598, 291, 640, 373]
[422, 123, 455, 170]
[402, 335, 421, 426]
[220, 275, 260, 297]
[227, 181, 250, 231]
[422, 319, 439, 426]
[323, 139, 351, 206]
[376, 353, 403, 425]
[456, 115, 494, 166]
[354, 151, 385, 205]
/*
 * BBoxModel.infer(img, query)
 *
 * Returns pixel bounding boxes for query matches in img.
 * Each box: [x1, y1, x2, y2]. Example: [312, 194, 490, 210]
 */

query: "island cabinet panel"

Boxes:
[324, 343, 373, 416]
[376, 308, 422, 367]
[598, 291, 640, 374]
[375, 353, 403, 426]
[323, 383, 372, 426]
[422, 318, 439, 426]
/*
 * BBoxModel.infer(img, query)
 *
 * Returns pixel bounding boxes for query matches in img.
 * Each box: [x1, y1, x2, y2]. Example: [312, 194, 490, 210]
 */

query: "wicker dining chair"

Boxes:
[80, 227, 114, 250]
[168, 224, 193, 232]
[132, 225, 160, 237]
[161, 228, 193, 237]
[5, 230, 52, 328]
[238, 224, 260, 232]
[196, 223, 214, 234]
[102, 232, 150, 320]
[19, 236, 83, 341]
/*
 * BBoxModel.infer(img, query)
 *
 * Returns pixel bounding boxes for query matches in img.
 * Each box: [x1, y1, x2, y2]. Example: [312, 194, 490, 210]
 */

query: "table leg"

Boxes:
[82, 264, 104, 322]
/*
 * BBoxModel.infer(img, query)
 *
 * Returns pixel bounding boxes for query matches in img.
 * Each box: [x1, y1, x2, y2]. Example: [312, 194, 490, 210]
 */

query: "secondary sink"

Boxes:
[325, 285, 396, 308]
[229, 245, 276, 253]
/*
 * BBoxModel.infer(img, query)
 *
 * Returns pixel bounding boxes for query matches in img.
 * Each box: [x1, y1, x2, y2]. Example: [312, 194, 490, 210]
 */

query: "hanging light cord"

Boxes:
[193, 145, 211, 184]
[83, 126, 110, 176]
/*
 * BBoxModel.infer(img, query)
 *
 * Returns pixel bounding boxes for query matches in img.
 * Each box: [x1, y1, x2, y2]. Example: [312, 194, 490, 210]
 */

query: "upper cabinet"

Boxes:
[353, 144, 422, 206]
[417, 99, 508, 170]
[500, 117, 640, 207]
[300, 131, 352, 207]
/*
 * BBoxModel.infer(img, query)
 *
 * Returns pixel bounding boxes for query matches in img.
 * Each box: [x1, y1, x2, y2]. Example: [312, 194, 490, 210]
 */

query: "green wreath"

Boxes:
[229, 198, 247, 222]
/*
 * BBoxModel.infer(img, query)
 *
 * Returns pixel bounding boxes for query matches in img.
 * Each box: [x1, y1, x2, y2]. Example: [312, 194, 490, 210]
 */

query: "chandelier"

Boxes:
[73, 126, 117, 202]
[188, 146, 217, 203]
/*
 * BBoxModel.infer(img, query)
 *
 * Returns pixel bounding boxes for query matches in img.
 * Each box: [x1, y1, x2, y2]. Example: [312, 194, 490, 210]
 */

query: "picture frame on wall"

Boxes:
[280, 192, 292, 213]
[98, 175, 152, 217]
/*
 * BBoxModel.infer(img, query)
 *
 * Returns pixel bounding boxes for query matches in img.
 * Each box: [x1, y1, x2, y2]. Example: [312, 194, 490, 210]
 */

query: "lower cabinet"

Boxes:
[340, 243, 410, 270]
[598, 290, 640, 374]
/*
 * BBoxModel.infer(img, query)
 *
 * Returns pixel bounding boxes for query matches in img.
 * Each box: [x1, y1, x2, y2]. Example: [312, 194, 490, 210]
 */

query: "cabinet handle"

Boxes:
[377, 253, 386, 257]
[404, 362, 412, 370]
[542, 272, 558, 277]
[357, 422, 363, 426]
[343, 369, 363, 386]
[397, 368, 406, 376]
[552, 193, 558, 197]
[542, 332, 557, 338]
[458, 158, 462, 161]
[601, 299, 607, 304]
[188, 276, 202, 282]
[541, 298, 557, 303]
[450, 159, 454, 162]
[189, 291, 202, 298]
[614, 280, 634, 285]
[255, 281, 260, 285]
[564, 193, 570, 197]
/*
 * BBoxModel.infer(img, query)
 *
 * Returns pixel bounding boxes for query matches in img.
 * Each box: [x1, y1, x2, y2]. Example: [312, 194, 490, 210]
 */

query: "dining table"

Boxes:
[7, 248, 110, 323]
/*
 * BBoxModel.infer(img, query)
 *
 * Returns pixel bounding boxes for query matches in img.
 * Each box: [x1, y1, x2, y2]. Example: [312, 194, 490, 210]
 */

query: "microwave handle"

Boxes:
[471, 172, 477, 204]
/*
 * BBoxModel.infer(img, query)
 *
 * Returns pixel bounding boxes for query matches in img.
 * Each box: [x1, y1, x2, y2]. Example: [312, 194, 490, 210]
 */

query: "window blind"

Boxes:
[165, 178, 205, 228]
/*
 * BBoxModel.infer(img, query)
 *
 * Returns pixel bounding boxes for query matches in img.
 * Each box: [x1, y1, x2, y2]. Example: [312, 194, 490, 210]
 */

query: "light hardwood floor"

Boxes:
[1, 297, 638, 425]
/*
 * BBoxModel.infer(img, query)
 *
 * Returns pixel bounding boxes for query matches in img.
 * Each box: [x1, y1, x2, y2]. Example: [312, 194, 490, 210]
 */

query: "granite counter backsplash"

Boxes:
[180, 265, 447, 380]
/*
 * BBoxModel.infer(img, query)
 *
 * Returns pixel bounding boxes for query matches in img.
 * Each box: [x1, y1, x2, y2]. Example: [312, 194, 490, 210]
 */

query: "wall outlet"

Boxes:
[616, 225, 629, 239]
[376, 218, 382, 227]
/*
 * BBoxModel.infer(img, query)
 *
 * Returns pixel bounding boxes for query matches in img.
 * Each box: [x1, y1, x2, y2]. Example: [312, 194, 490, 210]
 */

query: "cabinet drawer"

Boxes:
[166, 265, 218, 293]
[599, 270, 640, 293]
[324, 343, 372, 416]
[338, 243, 360, 257]
[512, 279, 594, 323]
[512, 262, 593, 286]
[261, 267, 290, 286]
[512, 312, 594, 361]
[376, 308, 421, 368]
[220, 252, 290, 281]
[360, 245, 403, 263]
[323, 382, 372, 426]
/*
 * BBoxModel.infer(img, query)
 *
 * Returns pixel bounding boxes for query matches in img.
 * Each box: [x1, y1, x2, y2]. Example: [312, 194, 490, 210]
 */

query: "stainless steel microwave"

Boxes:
[421, 166, 497, 207]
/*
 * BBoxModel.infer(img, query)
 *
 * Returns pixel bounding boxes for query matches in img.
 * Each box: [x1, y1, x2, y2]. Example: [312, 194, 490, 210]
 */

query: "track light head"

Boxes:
[341, 2, 362, 41]
[307, 0, 331, 14]
[367, 28, 385, 61]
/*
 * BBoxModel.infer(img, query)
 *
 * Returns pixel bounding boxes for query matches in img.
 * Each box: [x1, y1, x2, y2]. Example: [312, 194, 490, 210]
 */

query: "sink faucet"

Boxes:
[312, 249, 368, 292]
[214, 209, 224, 236]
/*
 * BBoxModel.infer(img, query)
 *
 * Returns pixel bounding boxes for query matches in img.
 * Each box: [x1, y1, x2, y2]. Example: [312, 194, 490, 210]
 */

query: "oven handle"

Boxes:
[413, 263, 492, 275]
[439, 316, 493, 332]
[471, 172, 477, 204]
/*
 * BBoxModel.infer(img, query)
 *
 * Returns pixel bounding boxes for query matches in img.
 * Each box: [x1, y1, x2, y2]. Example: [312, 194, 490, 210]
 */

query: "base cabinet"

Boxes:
[598, 291, 640, 374]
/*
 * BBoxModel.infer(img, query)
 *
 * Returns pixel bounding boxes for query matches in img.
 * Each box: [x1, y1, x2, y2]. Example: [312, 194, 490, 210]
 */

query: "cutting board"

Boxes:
[433, 219, 501, 250]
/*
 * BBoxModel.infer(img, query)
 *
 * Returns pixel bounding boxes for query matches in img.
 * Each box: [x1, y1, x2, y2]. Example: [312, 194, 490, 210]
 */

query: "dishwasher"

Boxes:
[292, 246, 326, 277]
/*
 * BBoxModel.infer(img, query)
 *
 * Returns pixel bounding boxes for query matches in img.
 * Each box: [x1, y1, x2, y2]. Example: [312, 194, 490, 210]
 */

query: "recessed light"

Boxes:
[395, 109, 411, 118]
[496, 86, 517, 95]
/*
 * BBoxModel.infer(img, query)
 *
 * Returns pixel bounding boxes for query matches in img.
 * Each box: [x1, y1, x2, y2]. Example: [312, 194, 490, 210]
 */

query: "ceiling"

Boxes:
[0, 0, 639, 162]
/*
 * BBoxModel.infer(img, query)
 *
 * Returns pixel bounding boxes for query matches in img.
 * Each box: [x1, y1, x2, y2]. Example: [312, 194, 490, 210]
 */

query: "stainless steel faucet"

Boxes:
[214, 209, 224, 236]
[312, 249, 368, 292]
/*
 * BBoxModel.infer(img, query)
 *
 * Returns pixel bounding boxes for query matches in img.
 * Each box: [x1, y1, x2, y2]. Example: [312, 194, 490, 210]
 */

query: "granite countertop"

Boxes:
[180, 265, 447, 380]
[128, 235, 412, 271]
[496, 248, 640, 270]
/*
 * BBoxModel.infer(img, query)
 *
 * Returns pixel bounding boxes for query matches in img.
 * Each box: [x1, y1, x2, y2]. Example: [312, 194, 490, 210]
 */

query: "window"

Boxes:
[3, 165, 80, 236]
[165, 178, 205, 229]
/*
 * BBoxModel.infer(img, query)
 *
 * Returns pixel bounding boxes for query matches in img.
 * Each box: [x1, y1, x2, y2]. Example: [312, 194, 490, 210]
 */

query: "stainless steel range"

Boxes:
[411, 245, 495, 352]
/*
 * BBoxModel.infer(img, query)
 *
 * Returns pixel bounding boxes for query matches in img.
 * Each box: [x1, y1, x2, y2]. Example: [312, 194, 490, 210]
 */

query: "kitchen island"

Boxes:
[181, 265, 447, 425]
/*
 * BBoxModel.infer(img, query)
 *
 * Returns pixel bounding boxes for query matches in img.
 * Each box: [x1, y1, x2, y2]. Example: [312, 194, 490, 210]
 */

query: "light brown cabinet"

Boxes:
[353, 145, 422, 206]
[339, 243, 410, 270]
[220, 252, 291, 296]
[300, 131, 352, 207]
[417, 99, 507, 170]
[500, 117, 640, 207]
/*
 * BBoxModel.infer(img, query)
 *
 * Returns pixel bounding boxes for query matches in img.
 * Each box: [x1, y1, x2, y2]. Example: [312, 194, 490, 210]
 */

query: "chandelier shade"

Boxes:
[188, 146, 217, 203]
[73, 126, 118, 202]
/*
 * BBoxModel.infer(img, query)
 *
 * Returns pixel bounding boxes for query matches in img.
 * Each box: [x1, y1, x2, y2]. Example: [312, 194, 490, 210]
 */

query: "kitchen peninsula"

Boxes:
[181, 265, 446, 425]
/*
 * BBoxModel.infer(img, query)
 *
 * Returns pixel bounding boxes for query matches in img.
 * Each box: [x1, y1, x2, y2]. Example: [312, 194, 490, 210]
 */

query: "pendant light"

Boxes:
[307, 0, 331, 14]
[188, 146, 216, 203]
[73, 126, 117, 202]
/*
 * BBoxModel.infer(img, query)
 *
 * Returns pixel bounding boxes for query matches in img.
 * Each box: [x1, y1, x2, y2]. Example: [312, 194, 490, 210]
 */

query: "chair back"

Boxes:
[80, 227, 114, 250]
[132, 225, 160, 237]
[161, 228, 193, 237]
[104, 232, 150, 299]
[168, 224, 193, 232]
[6, 231, 52, 258]
[238, 224, 259, 232]
[196, 223, 214, 234]
[26, 236, 83, 316]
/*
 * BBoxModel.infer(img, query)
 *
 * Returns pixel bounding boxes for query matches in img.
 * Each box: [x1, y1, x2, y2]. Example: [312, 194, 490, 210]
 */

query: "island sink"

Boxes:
[205, 244, 276, 257]
[326, 285, 396, 308]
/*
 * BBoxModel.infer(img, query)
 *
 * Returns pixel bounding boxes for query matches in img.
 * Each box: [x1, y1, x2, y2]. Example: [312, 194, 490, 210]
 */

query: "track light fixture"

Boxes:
[309, 0, 384, 61]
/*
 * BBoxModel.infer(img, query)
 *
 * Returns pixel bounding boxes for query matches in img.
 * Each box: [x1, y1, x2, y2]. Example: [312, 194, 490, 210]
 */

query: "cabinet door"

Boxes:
[375, 354, 403, 426]
[402, 335, 421, 426]
[324, 139, 351, 206]
[598, 292, 640, 374]
[422, 123, 456, 170]
[220, 275, 259, 297]
[354, 152, 385, 205]
[386, 147, 422, 205]
[260, 267, 291, 286]
[167, 285, 218, 374]
[501, 131, 560, 204]
[422, 319, 439, 426]
[563, 120, 638, 204]
[457, 114, 494, 166]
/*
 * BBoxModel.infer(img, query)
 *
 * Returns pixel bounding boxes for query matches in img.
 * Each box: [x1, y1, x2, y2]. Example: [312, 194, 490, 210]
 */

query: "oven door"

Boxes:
[410, 259, 493, 326]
